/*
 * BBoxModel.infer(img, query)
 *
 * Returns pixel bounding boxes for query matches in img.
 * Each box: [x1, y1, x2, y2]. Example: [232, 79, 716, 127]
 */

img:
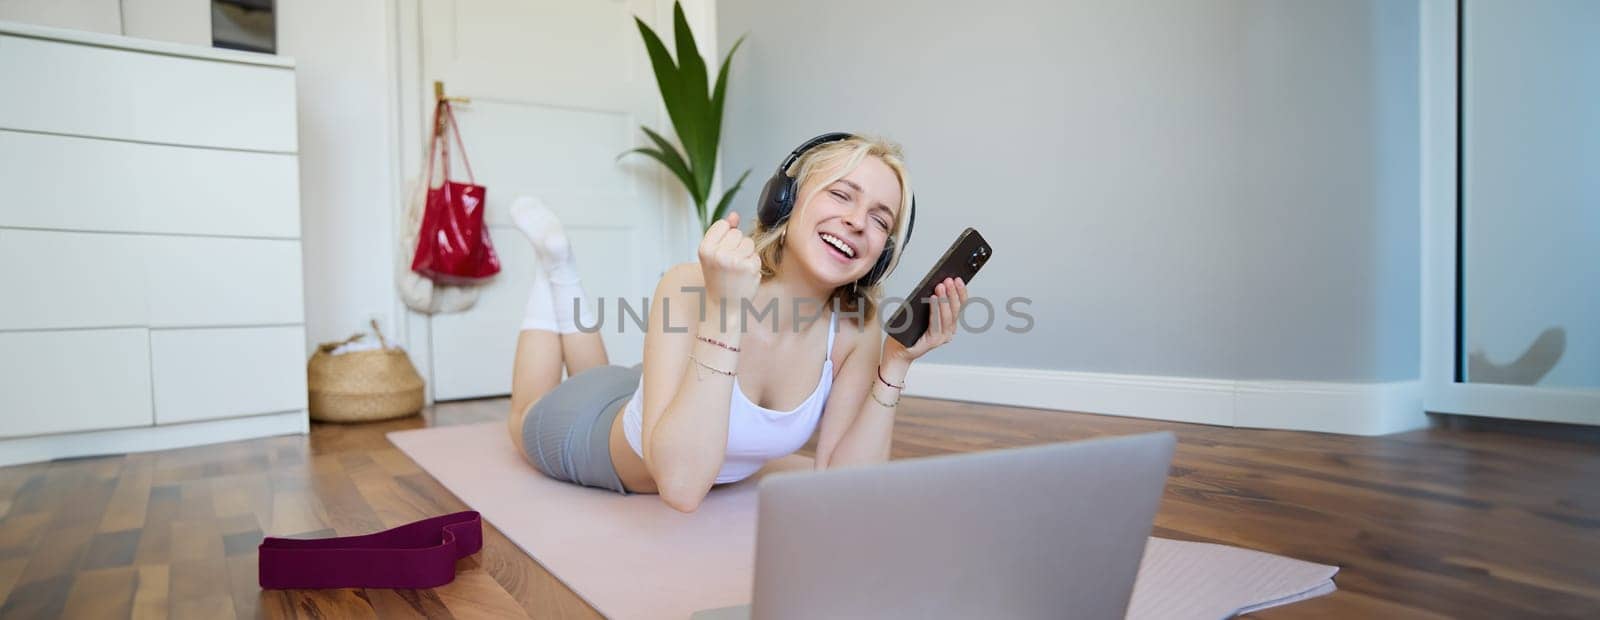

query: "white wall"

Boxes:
[121, 0, 209, 46]
[720, 0, 1420, 384]
[716, 0, 1429, 434]
[277, 0, 401, 353]
[0, 0, 119, 34]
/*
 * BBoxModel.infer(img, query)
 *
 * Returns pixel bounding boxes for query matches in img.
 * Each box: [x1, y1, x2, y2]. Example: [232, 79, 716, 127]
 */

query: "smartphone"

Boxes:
[886, 227, 992, 348]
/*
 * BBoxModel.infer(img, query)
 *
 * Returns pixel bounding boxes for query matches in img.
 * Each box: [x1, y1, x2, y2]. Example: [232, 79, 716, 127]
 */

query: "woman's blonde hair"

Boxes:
[751, 134, 914, 323]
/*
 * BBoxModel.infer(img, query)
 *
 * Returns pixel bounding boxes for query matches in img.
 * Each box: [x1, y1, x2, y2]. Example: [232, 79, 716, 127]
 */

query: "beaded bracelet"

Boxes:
[688, 353, 735, 378]
[697, 335, 740, 353]
[870, 387, 900, 408]
[877, 366, 906, 390]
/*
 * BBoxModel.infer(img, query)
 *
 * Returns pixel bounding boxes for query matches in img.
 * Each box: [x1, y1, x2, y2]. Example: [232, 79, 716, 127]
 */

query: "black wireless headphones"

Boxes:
[755, 132, 917, 288]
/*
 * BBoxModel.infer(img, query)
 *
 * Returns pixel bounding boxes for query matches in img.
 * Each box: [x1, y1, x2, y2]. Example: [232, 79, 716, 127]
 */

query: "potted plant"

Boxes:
[625, 1, 749, 233]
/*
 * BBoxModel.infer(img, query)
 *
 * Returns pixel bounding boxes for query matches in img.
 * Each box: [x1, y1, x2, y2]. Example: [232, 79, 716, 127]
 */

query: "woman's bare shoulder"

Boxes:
[656, 261, 705, 292]
[838, 311, 881, 359]
[649, 262, 706, 329]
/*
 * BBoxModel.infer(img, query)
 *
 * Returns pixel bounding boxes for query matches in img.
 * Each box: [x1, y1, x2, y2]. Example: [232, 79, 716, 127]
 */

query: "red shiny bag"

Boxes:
[411, 100, 500, 284]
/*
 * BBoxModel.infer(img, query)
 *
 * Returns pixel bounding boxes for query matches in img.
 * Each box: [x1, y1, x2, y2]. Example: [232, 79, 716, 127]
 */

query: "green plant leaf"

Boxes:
[709, 169, 752, 227]
[634, 15, 702, 172]
[671, 2, 716, 201]
[672, 3, 709, 111]
[614, 128, 697, 201]
[629, 4, 746, 234]
[621, 146, 700, 213]
[637, 126, 702, 203]
[709, 35, 745, 157]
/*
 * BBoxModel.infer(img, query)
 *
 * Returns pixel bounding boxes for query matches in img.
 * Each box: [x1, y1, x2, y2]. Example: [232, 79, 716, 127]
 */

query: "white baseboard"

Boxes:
[904, 363, 1426, 436]
[1232, 380, 1425, 435]
[0, 410, 309, 467]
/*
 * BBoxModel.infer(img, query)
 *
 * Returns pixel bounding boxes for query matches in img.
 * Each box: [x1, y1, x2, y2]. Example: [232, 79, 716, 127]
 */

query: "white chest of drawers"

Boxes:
[0, 21, 308, 465]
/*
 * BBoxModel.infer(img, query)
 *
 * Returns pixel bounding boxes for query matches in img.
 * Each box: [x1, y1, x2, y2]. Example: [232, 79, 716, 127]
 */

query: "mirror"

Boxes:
[1460, 0, 1599, 389]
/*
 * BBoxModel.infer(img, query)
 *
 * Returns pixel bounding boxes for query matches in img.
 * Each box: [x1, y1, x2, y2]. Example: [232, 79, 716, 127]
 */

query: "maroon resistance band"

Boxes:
[258, 511, 482, 589]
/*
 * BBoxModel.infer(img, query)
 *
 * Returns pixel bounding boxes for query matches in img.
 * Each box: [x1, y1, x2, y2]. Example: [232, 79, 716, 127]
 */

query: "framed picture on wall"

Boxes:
[212, 0, 275, 54]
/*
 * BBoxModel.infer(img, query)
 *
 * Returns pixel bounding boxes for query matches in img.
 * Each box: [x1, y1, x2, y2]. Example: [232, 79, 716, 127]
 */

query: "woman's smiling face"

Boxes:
[784, 155, 904, 288]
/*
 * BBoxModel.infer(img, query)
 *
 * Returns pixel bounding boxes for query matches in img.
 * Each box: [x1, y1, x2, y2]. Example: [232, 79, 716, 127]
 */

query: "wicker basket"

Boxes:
[307, 320, 425, 423]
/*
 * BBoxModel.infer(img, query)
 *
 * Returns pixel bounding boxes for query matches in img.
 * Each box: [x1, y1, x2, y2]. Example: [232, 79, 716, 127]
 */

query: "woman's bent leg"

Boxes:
[560, 330, 609, 376]
[506, 195, 614, 472]
[519, 364, 638, 494]
[508, 328, 563, 457]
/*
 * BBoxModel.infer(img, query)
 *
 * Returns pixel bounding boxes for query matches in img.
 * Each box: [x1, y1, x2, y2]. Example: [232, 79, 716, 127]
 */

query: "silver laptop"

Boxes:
[694, 431, 1176, 620]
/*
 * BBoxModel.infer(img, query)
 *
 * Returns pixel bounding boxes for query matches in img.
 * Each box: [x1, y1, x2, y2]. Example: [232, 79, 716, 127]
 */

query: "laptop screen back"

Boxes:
[751, 432, 1176, 620]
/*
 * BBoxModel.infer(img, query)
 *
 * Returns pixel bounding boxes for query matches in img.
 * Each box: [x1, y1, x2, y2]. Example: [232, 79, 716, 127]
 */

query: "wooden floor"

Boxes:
[0, 397, 1596, 619]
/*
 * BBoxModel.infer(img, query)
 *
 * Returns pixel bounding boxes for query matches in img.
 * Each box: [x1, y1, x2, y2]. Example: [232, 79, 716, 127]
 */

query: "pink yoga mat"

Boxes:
[389, 422, 1336, 619]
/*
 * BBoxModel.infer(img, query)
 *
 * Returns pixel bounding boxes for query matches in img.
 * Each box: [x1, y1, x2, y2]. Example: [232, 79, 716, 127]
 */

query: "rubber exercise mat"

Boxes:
[390, 422, 1336, 619]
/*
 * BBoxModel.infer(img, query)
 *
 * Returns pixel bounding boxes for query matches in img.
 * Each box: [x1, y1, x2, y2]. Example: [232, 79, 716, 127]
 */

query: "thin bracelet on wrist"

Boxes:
[688, 353, 735, 378]
[877, 365, 906, 390]
[870, 387, 900, 408]
[697, 334, 740, 353]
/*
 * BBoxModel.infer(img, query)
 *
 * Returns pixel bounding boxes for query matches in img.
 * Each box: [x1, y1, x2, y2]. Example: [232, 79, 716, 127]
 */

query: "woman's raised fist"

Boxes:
[697, 212, 762, 306]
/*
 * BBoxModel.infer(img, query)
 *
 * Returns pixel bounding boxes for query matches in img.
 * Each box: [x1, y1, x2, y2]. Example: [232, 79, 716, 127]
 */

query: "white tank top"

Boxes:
[622, 310, 836, 484]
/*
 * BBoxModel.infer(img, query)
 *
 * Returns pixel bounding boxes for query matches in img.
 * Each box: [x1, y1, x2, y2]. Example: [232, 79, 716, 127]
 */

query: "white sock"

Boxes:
[511, 196, 597, 333]
[520, 267, 560, 333]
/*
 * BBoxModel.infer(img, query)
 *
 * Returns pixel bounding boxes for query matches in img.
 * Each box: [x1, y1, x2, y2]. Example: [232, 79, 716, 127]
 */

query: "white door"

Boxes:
[403, 0, 708, 400]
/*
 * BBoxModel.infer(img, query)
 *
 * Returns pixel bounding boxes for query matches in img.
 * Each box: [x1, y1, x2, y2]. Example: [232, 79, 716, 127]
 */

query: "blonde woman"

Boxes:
[505, 133, 969, 512]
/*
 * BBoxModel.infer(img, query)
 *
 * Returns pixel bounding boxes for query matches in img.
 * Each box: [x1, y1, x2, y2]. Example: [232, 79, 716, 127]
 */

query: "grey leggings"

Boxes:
[520, 362, 642, 495]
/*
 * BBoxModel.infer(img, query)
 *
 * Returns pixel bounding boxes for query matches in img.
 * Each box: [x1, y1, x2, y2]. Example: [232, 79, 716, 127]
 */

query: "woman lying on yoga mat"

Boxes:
[504, 133, 968, 512]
